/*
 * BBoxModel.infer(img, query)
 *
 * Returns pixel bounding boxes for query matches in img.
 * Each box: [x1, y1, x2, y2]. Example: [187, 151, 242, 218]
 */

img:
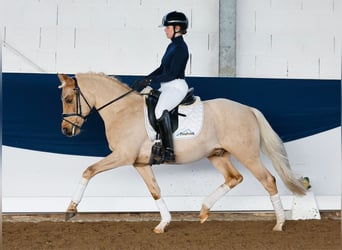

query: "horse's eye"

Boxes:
[65, 97, 73, 104]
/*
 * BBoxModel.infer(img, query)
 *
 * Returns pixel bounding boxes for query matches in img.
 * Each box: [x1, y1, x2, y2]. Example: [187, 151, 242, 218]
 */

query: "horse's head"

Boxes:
[58, 73, 93, 137]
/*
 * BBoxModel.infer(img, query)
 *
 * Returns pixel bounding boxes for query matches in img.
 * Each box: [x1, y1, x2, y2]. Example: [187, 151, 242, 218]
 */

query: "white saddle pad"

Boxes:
[144, 96, 204, 141]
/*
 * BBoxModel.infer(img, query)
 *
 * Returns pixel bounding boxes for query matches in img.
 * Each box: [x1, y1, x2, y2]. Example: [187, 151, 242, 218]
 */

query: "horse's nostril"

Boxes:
[62, 127, 69, 135]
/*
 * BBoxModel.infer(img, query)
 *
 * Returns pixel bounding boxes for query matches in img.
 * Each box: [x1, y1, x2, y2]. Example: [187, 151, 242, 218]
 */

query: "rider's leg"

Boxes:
[155, 79, 188, 162]
[155, 79, 188, 119]
[157, 110, 175, 162]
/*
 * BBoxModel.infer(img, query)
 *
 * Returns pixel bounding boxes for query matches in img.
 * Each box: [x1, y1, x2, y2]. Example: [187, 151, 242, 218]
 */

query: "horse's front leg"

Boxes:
[65, 177, 88, 220]
[134, 164, 171, 233]
[66, 152, 130, 221]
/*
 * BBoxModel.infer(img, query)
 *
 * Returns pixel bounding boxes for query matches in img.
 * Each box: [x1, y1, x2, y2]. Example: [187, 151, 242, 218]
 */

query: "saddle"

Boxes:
[145, 88, 196, 133]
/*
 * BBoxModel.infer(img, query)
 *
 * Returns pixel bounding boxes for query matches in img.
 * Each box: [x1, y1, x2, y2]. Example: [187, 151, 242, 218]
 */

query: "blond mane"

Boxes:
[76, 72, 132, 91]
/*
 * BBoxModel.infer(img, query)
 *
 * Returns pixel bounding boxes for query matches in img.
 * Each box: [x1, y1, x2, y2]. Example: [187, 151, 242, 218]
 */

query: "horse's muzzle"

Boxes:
[62, 122, 80, 137]
[62, 127, 73, 137]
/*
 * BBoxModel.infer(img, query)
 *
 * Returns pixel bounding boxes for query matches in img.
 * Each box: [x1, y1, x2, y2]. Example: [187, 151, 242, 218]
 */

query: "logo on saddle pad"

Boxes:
[144, 88, 204, 141]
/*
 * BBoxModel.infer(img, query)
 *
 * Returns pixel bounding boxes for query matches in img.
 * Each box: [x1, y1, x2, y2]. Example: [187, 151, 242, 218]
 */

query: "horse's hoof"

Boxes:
[65, 212, 76, 221]
[200, 214, 209, 224]
[153, 221, 169, 234]
[272, 222, 284, 231]
[199, 206, 209, 223]
[153, 227, 165, 234]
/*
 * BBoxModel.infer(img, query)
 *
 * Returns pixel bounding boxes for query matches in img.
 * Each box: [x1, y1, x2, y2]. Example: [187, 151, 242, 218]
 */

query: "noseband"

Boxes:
[62, 77, 135, 130]
[62, 77, 92, 130]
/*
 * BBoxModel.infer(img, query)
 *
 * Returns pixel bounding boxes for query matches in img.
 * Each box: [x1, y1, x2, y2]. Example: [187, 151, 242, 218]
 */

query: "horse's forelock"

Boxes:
[58, 81, 66, 89]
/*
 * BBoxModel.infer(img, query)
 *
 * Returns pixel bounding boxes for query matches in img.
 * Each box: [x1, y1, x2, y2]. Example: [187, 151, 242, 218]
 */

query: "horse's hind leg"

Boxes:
[134, 163, 171, 234]
[240, 156, 285, 231]
[200, 152, 243, 223]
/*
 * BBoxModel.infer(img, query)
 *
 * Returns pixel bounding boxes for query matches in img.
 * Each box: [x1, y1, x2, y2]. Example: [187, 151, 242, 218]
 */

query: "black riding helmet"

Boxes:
[160, 11, 188, 34]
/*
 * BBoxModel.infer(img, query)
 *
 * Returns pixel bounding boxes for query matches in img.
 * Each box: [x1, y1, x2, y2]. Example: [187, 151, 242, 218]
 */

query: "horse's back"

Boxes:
[204, 98, 253, 121]
[202, 98, 261, 147]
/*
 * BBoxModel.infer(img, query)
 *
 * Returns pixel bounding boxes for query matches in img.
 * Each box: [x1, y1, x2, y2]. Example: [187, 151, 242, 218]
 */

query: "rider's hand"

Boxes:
[133, 77, 153, 91]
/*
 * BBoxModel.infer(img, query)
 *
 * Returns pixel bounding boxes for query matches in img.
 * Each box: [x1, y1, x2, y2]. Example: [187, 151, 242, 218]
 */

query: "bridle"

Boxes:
[62, 77, 135, 131]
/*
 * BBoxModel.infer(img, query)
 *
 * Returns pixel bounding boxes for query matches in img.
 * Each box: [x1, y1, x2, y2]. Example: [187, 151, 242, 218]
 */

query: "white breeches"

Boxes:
[155, 79, 189, 119]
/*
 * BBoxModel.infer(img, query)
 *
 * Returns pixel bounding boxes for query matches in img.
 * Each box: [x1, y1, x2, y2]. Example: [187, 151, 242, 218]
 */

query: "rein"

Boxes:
[95, 88, 135, 113]
[62, 77, 135, 129]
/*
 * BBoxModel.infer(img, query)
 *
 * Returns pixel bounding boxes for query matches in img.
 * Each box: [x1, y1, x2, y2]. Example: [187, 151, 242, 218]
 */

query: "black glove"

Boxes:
[133, 77, 153, 90]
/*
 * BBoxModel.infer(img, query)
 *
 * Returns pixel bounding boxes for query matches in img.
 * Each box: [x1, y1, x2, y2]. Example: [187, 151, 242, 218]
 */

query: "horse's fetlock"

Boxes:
[67, 201, 78, 211]
[151, 193, 160, 200]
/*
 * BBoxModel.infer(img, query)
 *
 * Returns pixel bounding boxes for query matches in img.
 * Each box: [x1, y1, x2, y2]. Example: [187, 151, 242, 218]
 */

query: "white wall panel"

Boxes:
[55, 49, 92, 74]
[191, 2, 219, 31]
[2, 48, 32, 72]
[57, 2, 92, 27]
[141, 0, 194, 10]
[3, 0, 219, 76]
[1, 0, 57, 27]
[190, 50, 218, 76]
[75, 27, 110, 50]
[107, 0, 141, 8]
[40, 27, 58, 50]
[302, 0, 335, 11]
[256, 55, 288, 78]
[270, 0, 303, 10]
[235, 8, 255, 32]
[237, 32, 271, 56]
[5, 26, 40, 49]
[55, 27, 76, 50]
[3, 128, 340, 212]
[301, 34, 335, 57]
[287, 55, 320, 78]
[236, 0, 341, 79]
[89, 4, 125, 28]
[271, 34, 304, 56]
[32, 49, 56, 72]
[186, 31, 219, 75]
[236, 54, 256, 76]
[320, 55, 341, 78]
[123, 7, 160, 30]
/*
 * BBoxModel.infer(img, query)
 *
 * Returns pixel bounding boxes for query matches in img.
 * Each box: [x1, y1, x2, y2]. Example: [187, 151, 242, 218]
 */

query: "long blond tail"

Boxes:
[250, 108, 306, 195]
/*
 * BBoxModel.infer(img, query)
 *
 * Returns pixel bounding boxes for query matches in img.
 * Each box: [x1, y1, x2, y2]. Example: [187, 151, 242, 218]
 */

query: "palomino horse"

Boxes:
[58, 73, 306, 233]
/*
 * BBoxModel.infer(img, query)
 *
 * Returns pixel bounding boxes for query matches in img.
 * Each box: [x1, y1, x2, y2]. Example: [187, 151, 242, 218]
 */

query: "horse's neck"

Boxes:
[79, 74, 141, 114]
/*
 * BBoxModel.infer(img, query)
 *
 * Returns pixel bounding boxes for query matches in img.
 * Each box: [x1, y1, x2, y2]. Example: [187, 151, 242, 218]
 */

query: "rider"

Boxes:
[133, 11, 190, 163]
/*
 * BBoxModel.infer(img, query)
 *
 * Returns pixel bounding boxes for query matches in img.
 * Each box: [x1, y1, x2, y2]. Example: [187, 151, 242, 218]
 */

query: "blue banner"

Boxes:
[3, 73, 341, 156]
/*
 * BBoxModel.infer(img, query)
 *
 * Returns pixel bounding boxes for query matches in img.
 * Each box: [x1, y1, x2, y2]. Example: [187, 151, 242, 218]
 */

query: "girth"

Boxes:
[146, 87, 196, 132]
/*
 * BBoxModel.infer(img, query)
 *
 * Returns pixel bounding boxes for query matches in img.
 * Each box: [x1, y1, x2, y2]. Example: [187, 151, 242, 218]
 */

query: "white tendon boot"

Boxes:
[66, 177, 89, 221]
[270, 193, 285, 231]
[153, 198, 172, 233]
[72, 177, 89, 204]
[200, 184, 231, 223]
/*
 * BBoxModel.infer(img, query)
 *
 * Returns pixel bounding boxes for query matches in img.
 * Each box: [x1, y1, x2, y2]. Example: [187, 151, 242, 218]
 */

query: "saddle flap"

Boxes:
[145, 88, 197, 133]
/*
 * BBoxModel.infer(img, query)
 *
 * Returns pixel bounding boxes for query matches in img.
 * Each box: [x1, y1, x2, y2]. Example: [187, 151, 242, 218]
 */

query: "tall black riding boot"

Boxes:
[157, 110, 176, 162]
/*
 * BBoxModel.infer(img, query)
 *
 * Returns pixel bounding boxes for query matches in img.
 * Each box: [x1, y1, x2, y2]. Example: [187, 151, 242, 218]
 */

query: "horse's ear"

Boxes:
[57, 73, 72, 88]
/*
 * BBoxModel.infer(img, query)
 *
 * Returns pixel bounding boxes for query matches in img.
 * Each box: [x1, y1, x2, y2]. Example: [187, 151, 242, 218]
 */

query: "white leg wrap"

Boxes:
[270, 194, 285, 223]
[203, 184, 231, 209]
[155, 198, 171, 223]
[72, 178, 89, 204]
